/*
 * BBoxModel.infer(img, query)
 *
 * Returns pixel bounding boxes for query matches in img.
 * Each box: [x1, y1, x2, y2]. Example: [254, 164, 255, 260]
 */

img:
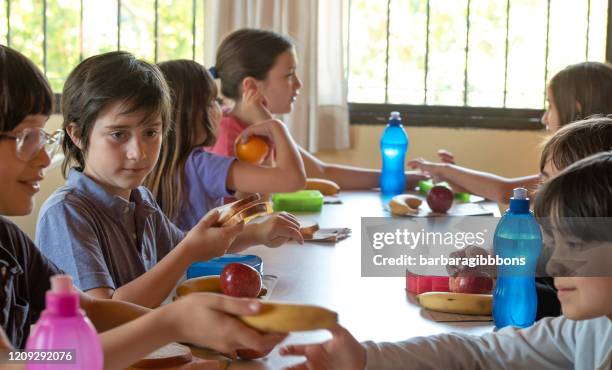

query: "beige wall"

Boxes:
[9, 116, 548, 240]
[316, 125, 548, 177]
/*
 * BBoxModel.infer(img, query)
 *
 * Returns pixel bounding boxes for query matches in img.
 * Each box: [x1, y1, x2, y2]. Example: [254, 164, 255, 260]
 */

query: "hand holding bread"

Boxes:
[160, 293, 287, 359]
[214, 193, 271, 227]
[181, 209, 244, 262]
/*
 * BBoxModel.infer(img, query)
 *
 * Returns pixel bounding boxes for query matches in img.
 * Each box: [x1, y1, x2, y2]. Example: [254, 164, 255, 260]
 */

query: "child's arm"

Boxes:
[79, 292, 150, 332]
[226, 119, 306, 193]
[410, 158, 541, 203]
[299, 147, 427, 191]
[99, 294, 286, 370]
[228, 212, 304, 252]
[282, 317, 579, 370]
[88, 210, 244, 307]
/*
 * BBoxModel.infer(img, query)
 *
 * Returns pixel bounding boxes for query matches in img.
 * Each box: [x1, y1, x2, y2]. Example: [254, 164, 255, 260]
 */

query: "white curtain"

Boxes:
[204, 0, 350, 152]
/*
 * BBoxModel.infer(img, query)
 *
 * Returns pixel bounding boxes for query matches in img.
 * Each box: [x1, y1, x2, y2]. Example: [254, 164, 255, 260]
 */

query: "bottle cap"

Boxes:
[51, 275, 74, 294]
[389, 111, 401, 120]
[512, 188, 528, 200]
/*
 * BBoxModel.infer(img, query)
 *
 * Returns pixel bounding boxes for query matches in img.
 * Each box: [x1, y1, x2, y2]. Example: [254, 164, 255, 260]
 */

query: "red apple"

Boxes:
[426, 185, 454, 213]
[236, 348, 272, 360]
[449, 271, 493, 294]
[220, 263, 263, 298]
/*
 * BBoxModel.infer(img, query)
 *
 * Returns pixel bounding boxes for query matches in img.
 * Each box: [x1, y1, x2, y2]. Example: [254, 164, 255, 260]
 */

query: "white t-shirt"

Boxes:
[364, 315, 612, 370]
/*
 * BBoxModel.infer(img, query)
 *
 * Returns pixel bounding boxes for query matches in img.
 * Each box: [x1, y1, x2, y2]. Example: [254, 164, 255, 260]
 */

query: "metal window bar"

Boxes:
[608, 0, 612, 62]
[117, 0, 121, 50]
[384, 0, 391, 103]
[43, 0, 47, 73]
[6, 0, 10, 47]
[543, 0, 551, 107]
[586, 0, 591, 59]
[154, 0, 159, 63]
[502, 0, 510, 108]
[79, 0, 83, 61]
[192, 0, 196, 60]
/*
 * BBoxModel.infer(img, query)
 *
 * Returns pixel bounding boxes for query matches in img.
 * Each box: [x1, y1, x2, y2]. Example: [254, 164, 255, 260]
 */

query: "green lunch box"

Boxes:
[272, 190, 324, 212]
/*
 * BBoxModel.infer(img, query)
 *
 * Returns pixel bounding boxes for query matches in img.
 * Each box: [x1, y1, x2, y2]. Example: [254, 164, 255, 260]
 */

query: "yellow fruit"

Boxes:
[235, 136, 270, 164]
[176, 275, 222, 297]
[304, 178, 341, 196]
[389, 194, 422, 216]
[417, 292, 492, 315]
[239, 302, 338, 333]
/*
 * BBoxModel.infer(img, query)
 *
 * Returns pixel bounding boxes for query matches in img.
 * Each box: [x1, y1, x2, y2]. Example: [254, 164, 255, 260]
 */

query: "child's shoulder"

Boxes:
[133, 186, 159, 208]
[0, 216, 28, 244]
[0, 216, 39, 264]
[39, 183, 86, 215]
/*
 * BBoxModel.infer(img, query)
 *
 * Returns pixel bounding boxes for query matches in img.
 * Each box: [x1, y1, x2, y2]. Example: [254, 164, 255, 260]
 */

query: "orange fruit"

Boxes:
[235, 136, 270, 164]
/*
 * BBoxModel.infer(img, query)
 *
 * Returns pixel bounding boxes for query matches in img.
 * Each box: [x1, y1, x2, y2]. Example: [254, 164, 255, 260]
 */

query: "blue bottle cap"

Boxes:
[187, 254, 263, 279]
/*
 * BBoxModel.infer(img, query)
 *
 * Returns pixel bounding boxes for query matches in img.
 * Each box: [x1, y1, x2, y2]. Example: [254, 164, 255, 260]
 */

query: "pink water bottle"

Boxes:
[25, 275, 103, 369]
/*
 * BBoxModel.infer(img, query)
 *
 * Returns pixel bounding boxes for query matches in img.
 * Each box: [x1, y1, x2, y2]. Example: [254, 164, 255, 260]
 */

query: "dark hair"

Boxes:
[535, 151, 612, 241]
[0, 45, 53, 132]
[549, 62, 612, 127]
[146, 59, 218, 221]
[215, 28, 293, 100]
[61, 51, 171, 177]
[540, 116, 612, 173]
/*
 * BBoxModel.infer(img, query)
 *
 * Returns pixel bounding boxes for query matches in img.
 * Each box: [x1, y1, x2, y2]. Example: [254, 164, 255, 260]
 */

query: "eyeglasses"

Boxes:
[0, 127, 64, 161]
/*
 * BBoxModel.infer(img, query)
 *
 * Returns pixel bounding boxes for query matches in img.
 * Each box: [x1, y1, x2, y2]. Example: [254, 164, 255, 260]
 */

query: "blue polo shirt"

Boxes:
[35, 169, 185, 292]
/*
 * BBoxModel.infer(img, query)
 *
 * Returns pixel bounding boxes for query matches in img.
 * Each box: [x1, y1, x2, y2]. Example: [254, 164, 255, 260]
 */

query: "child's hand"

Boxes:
[236, 118, 285, 147]
[241, 86, 273, 124]
[255, 212, 304, 248]
[408, 158, 447, 182]
[166, 293, 287, 357]
[280, 324, 366, 370]
[183, 209, 244, 261]
[409, 158, 470, 194]
[437, 149, 456, 164]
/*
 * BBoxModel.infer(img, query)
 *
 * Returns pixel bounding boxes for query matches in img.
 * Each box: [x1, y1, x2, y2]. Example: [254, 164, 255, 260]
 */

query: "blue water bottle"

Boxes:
[380, 111, 408, 196]
[492, 188, 542, 329]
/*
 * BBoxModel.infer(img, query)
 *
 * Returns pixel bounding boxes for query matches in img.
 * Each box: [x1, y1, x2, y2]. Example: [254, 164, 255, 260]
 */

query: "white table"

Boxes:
[228, 191, 500, 369]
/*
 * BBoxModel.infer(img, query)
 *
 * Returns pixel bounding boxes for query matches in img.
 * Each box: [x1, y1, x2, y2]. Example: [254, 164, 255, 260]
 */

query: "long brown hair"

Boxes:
[549, 62, 612, 127]
[145, 59, 218, 221]
[215, 28, 294, 101]
[61, 51, 171, 177]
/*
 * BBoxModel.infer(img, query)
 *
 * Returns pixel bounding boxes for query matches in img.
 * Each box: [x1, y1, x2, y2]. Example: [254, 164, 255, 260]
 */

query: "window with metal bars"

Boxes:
[347, 0, 611, 129]
[1, 0, 205, 95]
